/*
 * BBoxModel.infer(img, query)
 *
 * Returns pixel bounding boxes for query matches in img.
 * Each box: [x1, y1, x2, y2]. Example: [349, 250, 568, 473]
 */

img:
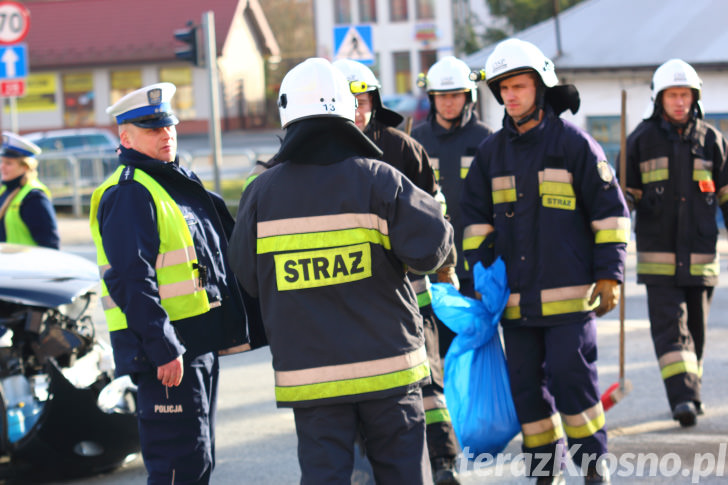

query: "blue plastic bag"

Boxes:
[430, 257, 520, 456]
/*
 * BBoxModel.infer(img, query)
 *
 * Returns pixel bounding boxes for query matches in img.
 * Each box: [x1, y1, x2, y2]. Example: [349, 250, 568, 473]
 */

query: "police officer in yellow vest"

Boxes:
[90, 83, 257, 485]
[0, 132, 59, 249]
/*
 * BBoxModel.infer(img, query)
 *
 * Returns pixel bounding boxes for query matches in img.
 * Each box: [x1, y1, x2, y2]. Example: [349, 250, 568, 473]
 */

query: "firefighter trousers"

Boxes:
[293, 389, 431, 485]
[422, 311, 460, 460]
[503, 319, 607, 476]
[646, 285, 712, 411]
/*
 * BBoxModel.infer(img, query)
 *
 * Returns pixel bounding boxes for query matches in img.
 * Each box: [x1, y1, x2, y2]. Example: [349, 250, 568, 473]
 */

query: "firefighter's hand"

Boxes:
[589, 279, 620, 317]
[158, 355, 184, 387]
[437, 266, 460, 290]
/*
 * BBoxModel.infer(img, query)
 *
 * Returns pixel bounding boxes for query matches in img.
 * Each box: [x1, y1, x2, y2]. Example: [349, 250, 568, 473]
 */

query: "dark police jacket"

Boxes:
[462, 107, 629, 328]
[412, 114, 492, 280]
[94, 147, 256, 376]
[0, 174, 60, 249]
[625, 115, 728, 287]
[228, 118, 453, 408]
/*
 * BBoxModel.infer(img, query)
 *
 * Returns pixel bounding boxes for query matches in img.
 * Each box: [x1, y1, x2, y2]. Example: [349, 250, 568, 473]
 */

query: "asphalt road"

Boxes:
[44, 228, 728, 484]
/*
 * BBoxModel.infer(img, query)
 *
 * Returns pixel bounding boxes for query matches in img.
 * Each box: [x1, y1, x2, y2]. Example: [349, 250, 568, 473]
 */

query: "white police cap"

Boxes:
[106, 82, 179, 128]
[1, 131, 41, 158]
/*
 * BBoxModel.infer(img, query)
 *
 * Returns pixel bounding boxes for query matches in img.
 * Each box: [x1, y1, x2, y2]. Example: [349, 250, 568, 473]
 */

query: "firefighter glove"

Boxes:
[589, 279, 620, 317]
[437, 266, 460, 290]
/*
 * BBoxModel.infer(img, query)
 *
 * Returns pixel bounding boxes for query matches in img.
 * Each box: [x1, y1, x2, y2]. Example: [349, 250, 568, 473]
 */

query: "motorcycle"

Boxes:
[0, 243, 139, 480]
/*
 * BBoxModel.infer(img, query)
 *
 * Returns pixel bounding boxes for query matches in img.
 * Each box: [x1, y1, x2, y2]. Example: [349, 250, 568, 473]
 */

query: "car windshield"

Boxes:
[28, 132, 118, 153]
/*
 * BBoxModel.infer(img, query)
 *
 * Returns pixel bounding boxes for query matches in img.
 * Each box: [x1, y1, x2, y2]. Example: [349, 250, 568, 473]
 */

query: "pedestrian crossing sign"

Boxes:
[334, 25, 374, 65]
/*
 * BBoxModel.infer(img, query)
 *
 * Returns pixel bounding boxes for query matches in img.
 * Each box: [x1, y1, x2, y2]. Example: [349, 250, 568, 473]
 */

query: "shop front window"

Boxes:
[63, 73, 94, 126]
[160, 67, 195, 120]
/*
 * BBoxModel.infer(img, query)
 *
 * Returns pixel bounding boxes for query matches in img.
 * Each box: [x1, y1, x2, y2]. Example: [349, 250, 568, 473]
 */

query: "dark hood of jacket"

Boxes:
[370, 90, 404, 128]
[277, 117, 382, 165]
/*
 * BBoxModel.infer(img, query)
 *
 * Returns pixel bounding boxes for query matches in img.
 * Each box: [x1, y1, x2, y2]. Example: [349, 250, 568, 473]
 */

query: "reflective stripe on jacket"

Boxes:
[461, 109, 629, 327]
[625, 117, 728, 287]
[90, 165, 210, 331]
[229, 149, 453, 407]
[0, 179, 51, 246]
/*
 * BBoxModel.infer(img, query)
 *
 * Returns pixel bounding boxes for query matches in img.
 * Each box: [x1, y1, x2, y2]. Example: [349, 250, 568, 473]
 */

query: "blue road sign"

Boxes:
[0, 43, 27, 79]
[334, 25, 374, 65]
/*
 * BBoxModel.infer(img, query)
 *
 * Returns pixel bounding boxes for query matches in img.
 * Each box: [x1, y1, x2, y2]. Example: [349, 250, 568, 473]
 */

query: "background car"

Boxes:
[381, 94, 430, 131]
[24, 128, 119, 154]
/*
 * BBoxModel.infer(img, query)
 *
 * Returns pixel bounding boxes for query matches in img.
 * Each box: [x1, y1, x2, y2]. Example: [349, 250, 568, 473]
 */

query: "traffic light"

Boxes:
[174, 21, 202, 67]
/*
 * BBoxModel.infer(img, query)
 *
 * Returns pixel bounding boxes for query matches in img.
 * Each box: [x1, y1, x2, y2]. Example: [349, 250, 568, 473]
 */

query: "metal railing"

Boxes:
[37, 148, 274, 216]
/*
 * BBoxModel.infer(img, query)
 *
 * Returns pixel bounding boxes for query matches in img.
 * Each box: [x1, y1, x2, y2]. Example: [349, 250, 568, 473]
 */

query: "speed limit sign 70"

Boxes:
[0, 2, 29, 45]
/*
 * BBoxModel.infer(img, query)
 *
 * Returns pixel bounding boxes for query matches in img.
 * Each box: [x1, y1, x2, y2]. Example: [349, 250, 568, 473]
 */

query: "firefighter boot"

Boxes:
[585, 460, 611, 484]
[673, 401, 698, 427]
[431, 456, 460, 485]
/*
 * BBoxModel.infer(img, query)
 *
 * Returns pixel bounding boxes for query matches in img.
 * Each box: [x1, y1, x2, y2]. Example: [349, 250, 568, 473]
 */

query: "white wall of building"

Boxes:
[479, 68, 728, 143]
[315, 0, 455, 95]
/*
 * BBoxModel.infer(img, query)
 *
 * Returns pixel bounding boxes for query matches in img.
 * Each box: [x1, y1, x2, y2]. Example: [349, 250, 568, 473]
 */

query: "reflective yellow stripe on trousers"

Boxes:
[561, 402, 605, 439]
[274, 346, 430, 403]
[659, 350, 701, 380]
[424, 395, 451, 425]
[522, 413, 564, 448]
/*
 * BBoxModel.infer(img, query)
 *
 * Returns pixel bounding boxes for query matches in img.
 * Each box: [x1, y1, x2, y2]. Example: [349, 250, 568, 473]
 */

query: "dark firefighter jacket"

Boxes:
[412, 114, 492, 279]
[365, 118, 445, 309]
[228, 118, 453, 408]
[624, 115, 728, 287]
[93, 147, 258, 376]
[365, 118, 438, 197]
[461, 107, 629, 328]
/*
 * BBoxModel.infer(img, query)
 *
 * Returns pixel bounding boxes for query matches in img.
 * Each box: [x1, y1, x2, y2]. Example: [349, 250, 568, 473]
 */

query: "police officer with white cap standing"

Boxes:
[89, 82, 260, 484]
[0, 132, 59, 249]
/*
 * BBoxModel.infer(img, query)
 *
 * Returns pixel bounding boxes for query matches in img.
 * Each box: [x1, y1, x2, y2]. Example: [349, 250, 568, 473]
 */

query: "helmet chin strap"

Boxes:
[515, 85, 545, 126]
[437, 101, 472, 129]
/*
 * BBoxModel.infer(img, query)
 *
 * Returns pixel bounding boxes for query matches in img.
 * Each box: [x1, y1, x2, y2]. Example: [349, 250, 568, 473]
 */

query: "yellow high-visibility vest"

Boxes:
[89, 165, 210, 331]
[0, 179, 52, 246]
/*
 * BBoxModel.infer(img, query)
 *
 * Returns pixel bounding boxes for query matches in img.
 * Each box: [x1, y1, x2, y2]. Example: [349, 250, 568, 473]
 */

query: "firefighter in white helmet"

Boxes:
[461, 38, 629, 485]
[412, 56, 493, 358]
[228, 57, 454, 484]
[622, 58, 728, 428]
[333, 57, 461, 485]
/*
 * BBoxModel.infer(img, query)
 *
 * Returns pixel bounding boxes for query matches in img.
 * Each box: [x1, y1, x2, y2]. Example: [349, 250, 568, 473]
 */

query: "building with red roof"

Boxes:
[3, 0, 279, 134]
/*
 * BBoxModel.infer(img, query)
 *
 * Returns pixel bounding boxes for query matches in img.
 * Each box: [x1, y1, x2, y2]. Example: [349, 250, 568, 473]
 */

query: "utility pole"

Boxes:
[202, 11, 222, 195]
[553, 0, 563, 59]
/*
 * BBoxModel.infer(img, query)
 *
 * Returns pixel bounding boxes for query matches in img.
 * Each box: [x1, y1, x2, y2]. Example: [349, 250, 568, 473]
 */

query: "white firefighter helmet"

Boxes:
[424, 56, 478, 103]
[651, 58, 702, 100]
[332, 58, 380, 92]
[645, 59, 702, 119]
[484, 38, 558, 104]
[332, 58, 404, 128]
[278, 57, 356, 128]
